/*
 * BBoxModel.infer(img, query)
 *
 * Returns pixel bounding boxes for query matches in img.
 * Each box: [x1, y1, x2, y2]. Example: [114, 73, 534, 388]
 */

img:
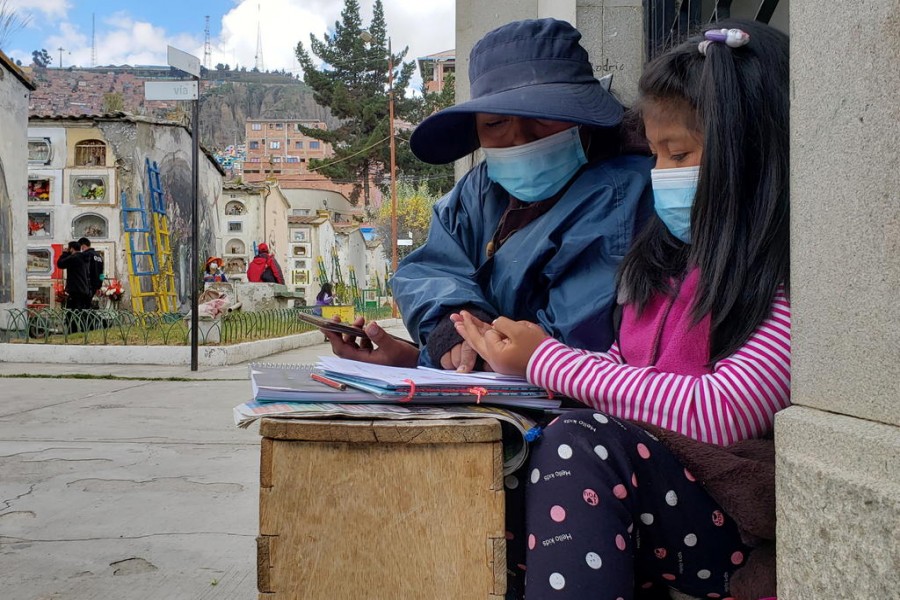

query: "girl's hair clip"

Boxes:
[698, 28, 750, 56]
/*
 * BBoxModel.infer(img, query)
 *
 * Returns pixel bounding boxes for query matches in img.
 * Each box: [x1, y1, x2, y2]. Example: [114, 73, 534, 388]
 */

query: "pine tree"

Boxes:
[296, 0, 415, 206]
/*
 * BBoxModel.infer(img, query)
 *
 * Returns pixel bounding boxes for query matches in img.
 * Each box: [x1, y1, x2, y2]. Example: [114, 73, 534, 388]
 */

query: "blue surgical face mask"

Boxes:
[651, 166, 699, 244]
[481, 126, 587, 203]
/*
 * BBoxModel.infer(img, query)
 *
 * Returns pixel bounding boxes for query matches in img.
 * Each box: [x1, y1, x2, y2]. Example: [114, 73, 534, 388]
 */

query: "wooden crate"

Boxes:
[257, 418, 507, 599]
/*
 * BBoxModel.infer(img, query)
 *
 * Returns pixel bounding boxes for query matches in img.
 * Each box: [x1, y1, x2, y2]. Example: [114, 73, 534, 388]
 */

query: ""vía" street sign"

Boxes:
[144, 80, 199, 101]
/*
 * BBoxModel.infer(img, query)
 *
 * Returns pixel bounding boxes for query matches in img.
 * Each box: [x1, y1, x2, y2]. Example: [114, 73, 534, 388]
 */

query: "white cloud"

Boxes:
[5, 0, 70, 20]
[217, 0, 455, 85]
[7, 0, 455, 89]
[39, 14, 202, 69]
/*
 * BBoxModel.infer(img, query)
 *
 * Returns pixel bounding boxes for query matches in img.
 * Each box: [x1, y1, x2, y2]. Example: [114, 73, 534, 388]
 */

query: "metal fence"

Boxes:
[2, 306, 395, 346]
[646, 0, 782, 60]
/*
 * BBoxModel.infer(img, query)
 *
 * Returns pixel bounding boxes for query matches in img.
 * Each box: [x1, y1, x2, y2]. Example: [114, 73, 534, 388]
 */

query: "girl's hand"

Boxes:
[452, 311, 549, 376]
[323, 316, 420, 368]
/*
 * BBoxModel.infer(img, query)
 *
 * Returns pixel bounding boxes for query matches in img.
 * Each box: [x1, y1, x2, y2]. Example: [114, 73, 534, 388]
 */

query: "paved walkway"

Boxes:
[0, 324, 411, 600]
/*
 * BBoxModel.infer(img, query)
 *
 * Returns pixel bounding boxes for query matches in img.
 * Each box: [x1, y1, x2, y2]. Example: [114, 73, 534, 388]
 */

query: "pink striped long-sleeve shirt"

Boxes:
[527, 287, 791, 445]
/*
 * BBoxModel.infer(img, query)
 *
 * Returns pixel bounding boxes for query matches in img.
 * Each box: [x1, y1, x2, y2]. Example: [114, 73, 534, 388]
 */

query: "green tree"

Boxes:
[295, 0, 416, 206]
[375, 181, 438, 260]
[398, 71, 457, 197]
[31, 48, 52, 68]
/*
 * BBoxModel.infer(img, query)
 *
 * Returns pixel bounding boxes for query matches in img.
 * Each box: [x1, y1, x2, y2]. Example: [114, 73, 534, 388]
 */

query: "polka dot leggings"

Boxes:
[510, 410, 749, 599]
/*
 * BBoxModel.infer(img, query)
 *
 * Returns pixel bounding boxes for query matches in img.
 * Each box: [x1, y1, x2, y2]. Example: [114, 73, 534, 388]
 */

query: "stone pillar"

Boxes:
[778, 0, 900, 597]
[575, 0, 645, 106]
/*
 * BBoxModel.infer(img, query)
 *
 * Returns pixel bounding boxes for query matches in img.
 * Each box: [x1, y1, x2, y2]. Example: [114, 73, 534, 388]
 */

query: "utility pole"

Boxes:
[387, 37, 398, 319]
[57, 47, 65, 69]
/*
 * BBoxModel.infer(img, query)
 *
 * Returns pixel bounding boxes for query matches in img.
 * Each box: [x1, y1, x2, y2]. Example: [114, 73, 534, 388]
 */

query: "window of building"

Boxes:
[275, 123, 284, 130]
[27, 177, 52, 202]
[225, 201, 245, 215]
[292, 209, 310, 216]
[226, 239, 246, 255]
[70, 174, 109, 204]
[27, 138, 52, 165]
[270, 141, 281, 149]
[72, 213, 109, 239]
[294, 141, 304, 149]
[309, 141, 321, 150]
[27, 210, 53, 238]
[268, 123, 275, 129]
[300, 158, 306, 163]
[286, 157, 299, 163]
[272, 156, 282, 163]
[27, 248, 53, 274]
[74, 139, 107, 167]
[251, 123, 262, 131]
[249, 141, 259, 150]
[228, 221, 243, 232]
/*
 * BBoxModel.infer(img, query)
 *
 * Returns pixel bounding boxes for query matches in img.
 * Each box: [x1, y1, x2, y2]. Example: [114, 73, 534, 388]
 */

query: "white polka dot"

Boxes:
[640, 513, 654, 525]
[557, 444, 573, 459]
[585, 552, 602, 569]
[531, 468, 541, 484]
[505, 475, 519, 490]
[593, 413, 609, 424]
[684, 533, 698, 547]
[594, 444, 608, 460]
[665, 490, 678, 506]
[549, 572, 566, 590]
[697, 569, 711, 579]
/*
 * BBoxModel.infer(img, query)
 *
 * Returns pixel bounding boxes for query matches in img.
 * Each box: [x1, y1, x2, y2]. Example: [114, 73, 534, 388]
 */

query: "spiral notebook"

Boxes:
[250, 360, 560, 409]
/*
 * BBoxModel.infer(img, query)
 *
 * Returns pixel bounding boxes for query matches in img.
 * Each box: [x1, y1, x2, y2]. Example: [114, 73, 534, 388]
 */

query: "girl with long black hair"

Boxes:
[455, 19, 789, 599]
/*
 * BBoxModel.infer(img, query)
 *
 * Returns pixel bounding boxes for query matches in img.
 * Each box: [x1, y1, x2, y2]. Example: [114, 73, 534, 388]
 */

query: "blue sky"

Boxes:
[4, 0, 454, 83]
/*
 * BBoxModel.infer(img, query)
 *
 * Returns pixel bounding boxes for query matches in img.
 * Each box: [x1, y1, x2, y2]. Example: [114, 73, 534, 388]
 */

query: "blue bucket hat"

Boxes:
[410, 18, 624, 165]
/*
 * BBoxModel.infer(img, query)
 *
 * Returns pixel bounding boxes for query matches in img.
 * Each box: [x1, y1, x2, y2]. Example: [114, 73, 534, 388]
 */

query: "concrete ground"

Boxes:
[0, 323, 412, 600]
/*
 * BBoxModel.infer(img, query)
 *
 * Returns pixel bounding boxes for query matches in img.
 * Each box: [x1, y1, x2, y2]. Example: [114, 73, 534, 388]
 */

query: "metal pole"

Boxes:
[388, 37, 399, 319]
[190, 76, 200, 370]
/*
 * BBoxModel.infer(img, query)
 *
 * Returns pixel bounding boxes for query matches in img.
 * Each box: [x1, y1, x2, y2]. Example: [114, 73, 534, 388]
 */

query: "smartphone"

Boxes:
[298, 312, 370, 337]
[297, 312, 417, 346]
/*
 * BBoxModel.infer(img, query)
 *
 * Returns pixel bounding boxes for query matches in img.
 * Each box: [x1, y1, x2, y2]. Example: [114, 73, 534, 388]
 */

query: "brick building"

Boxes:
[242, 119, 333, 183]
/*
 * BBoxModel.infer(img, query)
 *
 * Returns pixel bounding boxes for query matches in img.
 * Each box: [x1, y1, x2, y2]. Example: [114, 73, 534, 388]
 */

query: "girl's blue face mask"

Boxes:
[482, 127, 587, 202]
[650, 166, 699, 244]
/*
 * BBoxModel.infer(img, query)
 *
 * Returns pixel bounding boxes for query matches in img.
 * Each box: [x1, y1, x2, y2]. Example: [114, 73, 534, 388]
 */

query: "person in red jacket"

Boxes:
[246, 243, 285, 284]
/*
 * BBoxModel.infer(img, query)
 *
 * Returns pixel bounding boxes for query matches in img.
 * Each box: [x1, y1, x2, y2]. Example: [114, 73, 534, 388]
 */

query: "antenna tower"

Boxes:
[91, 14, 96, 67]
[203, 16, 212, 69]
[254, 4, 265, 71]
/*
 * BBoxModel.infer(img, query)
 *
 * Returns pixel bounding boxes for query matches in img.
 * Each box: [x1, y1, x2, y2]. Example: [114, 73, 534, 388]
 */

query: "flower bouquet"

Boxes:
[102, 279, 124, 303]
[53, 282, 68, 305]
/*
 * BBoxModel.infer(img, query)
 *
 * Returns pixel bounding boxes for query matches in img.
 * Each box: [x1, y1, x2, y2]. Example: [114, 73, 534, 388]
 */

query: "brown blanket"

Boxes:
[639, 423, 777, 600]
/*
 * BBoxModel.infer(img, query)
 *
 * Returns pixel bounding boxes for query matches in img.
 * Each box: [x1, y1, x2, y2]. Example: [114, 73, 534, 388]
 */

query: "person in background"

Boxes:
[78, 237, 104, 305]
[57, 241, 92, 331]
[454, 20, 790, 600]
[316, 283, 334, 308]
[246, 243, 285, 284]
[324, 18, 652, 374]
[203, 257, 228, 283]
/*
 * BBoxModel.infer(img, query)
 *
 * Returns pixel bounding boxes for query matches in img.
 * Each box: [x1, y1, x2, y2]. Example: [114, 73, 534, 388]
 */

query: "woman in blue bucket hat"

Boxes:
[325, 18, 653, 373]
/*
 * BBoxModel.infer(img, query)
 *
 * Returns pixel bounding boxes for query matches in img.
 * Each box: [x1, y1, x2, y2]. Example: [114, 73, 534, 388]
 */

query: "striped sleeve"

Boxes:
[527, 288, 791, 445]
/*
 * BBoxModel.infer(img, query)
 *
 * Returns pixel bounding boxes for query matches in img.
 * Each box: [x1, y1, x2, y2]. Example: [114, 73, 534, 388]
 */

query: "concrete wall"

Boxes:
[102, 119, 224, 309]
[777, 0, 900, 596]
[0, 65, 31, 329]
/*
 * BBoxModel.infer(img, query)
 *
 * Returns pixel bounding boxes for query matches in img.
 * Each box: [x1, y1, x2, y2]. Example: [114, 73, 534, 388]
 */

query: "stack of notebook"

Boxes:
[248, 356, 559, 409]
